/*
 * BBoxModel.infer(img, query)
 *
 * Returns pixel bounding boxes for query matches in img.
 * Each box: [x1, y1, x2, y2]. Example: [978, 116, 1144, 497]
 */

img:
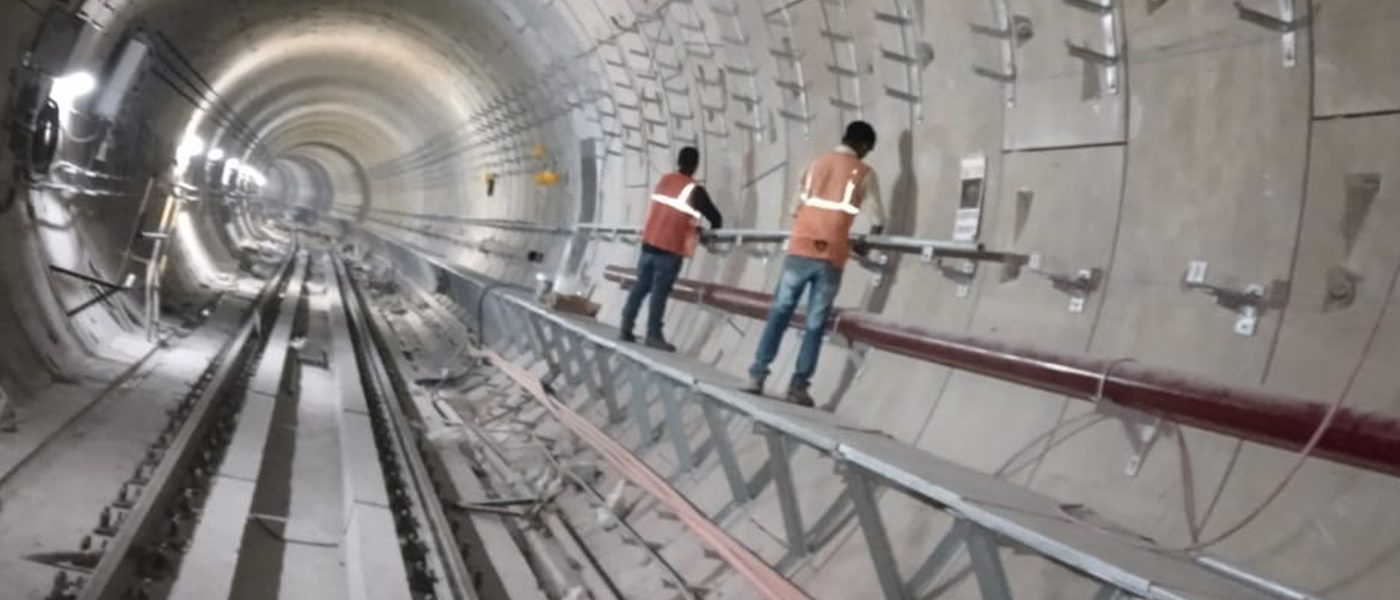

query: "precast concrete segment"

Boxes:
[168, 258, 309, 600]
[0, 345, 161, 485]
[0, 299, 250, 598]
[277, 258, 354, 598]
[283, 263, 347, 550]
[602, 266, 1400, 479]
[220, 262, 309, 483]
[333, 257, 479, 600]
[76, 256, 300, 600]
[325, 260, 413, 600]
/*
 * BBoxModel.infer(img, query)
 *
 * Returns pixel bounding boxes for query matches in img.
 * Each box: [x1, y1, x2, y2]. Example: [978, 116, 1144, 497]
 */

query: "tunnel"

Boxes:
[0, 0, 1398, 598]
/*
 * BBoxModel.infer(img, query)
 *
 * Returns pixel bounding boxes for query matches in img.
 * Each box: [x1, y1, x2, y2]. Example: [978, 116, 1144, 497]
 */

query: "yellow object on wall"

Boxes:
[534, 170, 559, 186]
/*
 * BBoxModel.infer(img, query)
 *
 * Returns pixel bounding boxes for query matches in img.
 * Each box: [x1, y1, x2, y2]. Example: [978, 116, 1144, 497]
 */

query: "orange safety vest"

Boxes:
[641, 172, 703, 256]
[789, 151, 871, 269]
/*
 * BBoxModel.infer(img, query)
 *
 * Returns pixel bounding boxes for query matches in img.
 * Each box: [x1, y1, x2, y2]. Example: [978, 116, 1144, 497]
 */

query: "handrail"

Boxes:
[341, 205, 1028, 265]
[368, 238, 1311, 600]
[603, 265, 1400, 479]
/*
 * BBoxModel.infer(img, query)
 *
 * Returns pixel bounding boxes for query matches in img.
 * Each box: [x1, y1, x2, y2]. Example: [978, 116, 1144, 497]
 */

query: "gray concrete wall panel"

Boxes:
[1002, 0, 1128, 149]
[9, 0, 1400, 597]
[1313, 0, 1400, 117]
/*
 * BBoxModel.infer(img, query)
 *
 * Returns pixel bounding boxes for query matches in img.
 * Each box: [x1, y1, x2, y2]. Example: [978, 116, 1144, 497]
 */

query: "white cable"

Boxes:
[1075, 257, 1400, 553]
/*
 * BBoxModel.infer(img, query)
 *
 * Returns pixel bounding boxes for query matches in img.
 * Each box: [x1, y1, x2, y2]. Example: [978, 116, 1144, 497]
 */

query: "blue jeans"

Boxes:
[748, 255, 843, 391]
[620, 248, 684, 339]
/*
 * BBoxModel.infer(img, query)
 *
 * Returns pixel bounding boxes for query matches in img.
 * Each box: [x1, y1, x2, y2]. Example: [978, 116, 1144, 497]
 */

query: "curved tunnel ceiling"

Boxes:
[2, 0, 1400, 598]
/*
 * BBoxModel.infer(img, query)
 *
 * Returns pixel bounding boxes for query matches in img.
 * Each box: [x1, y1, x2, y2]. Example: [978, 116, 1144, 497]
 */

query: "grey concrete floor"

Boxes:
[0, 295, 251, 599]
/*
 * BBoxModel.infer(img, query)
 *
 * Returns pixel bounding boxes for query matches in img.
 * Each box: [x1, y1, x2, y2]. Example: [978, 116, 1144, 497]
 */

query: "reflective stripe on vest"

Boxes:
[650, 183, 701, 219]
[799, 169, 862, 215]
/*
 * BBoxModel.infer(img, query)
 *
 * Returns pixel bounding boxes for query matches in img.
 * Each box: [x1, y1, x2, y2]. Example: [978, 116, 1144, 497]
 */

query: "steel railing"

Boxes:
[334, 207, 1028, 266]
[368, 233, 1323, 600]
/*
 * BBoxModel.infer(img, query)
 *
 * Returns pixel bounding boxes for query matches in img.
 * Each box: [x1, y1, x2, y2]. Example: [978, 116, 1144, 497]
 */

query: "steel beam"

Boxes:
[763, 430, 808, 561]
[844, 470, 910, 600]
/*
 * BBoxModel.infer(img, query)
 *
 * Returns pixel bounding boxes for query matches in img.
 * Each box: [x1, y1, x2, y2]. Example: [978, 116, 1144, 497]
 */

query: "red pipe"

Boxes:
[604, 265, 1400, 479]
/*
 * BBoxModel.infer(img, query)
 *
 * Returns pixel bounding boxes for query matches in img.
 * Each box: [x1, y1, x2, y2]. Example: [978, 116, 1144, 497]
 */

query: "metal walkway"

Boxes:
[398, 244, 1324, 600]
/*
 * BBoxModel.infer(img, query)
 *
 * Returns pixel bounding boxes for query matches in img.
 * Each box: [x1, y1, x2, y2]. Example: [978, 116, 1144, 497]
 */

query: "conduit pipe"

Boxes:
[603, 265, 1400, 479]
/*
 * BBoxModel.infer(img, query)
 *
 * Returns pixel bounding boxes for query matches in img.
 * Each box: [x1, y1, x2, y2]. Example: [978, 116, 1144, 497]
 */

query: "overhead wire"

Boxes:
[142, 32, 272, 163]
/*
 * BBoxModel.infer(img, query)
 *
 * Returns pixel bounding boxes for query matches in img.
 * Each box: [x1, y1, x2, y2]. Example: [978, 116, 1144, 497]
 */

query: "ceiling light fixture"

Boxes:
[49, 71, 96, 113]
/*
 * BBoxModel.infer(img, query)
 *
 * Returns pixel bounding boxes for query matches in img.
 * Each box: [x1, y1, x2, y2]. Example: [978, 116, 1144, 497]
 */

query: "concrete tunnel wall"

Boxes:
[1, 0, 1399, 598]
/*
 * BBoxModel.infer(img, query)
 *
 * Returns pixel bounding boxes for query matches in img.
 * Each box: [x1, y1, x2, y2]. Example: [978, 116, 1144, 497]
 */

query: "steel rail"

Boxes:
[602, 265, 1400, 479]
[336, 258, 481, 600]
[77, 254, 299, 600]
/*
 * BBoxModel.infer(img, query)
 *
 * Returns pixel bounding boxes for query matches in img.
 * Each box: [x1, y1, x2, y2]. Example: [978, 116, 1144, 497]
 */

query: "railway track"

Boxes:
[30, 245, 725, 600]
[33, 250, 480, 600]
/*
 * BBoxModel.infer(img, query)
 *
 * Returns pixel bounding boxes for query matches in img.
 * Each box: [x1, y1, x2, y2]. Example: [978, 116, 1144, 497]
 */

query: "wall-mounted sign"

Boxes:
[953, 154, 987, 243]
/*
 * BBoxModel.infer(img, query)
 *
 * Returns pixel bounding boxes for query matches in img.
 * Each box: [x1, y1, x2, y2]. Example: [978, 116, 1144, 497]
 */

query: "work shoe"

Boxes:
[740, 378, 765, 395]
[644, 337, 676, 353]
[786, 387, 816, 408]
[618, 330, 637, 343]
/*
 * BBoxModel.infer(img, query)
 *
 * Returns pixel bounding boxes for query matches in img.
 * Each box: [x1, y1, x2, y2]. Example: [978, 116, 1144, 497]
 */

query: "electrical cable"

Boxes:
[142, 39, 272, 165]
[1069, 255, 1400, 553]
[151, 32, 265, 143]
[149, 62, 265, 153]
[1191, 438, 1245, 543]
[993, 412, 1111, 479]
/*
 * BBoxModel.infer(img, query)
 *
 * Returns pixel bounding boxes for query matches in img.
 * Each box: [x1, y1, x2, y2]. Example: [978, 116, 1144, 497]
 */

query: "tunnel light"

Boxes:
[175, 134, 206, 169]
[49, 71, 96, 113]
[207, 147, 225, 162]
[92, 39, 149, 120]
[176, 210, 219, 283]
[223, 158, 241, 186]
[242, 166, 266, 188]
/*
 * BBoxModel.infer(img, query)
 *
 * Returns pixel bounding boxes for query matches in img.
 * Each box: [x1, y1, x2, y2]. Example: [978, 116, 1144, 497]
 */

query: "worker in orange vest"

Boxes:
[743, 122, 885, 407]
[619, 147, 723, 352]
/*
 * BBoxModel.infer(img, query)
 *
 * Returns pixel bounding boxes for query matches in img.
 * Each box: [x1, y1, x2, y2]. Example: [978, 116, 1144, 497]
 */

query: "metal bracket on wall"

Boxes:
[48, 265, 134, 317]
[1181, 260, 1290, 337]
[855, 250, 891, 285]
[1063, 0, 1121, 95]
[1026, 254, 1103, 313]
[1233, 0, 1299, 68]
[969, 0, 1019, 105]
[706, 235, 782, 264]
[922, 250, 977, 298]
[1096, 400, 1170, 477]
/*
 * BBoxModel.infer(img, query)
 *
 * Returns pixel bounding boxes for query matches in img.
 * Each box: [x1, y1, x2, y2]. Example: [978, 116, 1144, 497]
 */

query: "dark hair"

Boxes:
[677, 146, 700, 173]
[842, 121, 877, 150]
